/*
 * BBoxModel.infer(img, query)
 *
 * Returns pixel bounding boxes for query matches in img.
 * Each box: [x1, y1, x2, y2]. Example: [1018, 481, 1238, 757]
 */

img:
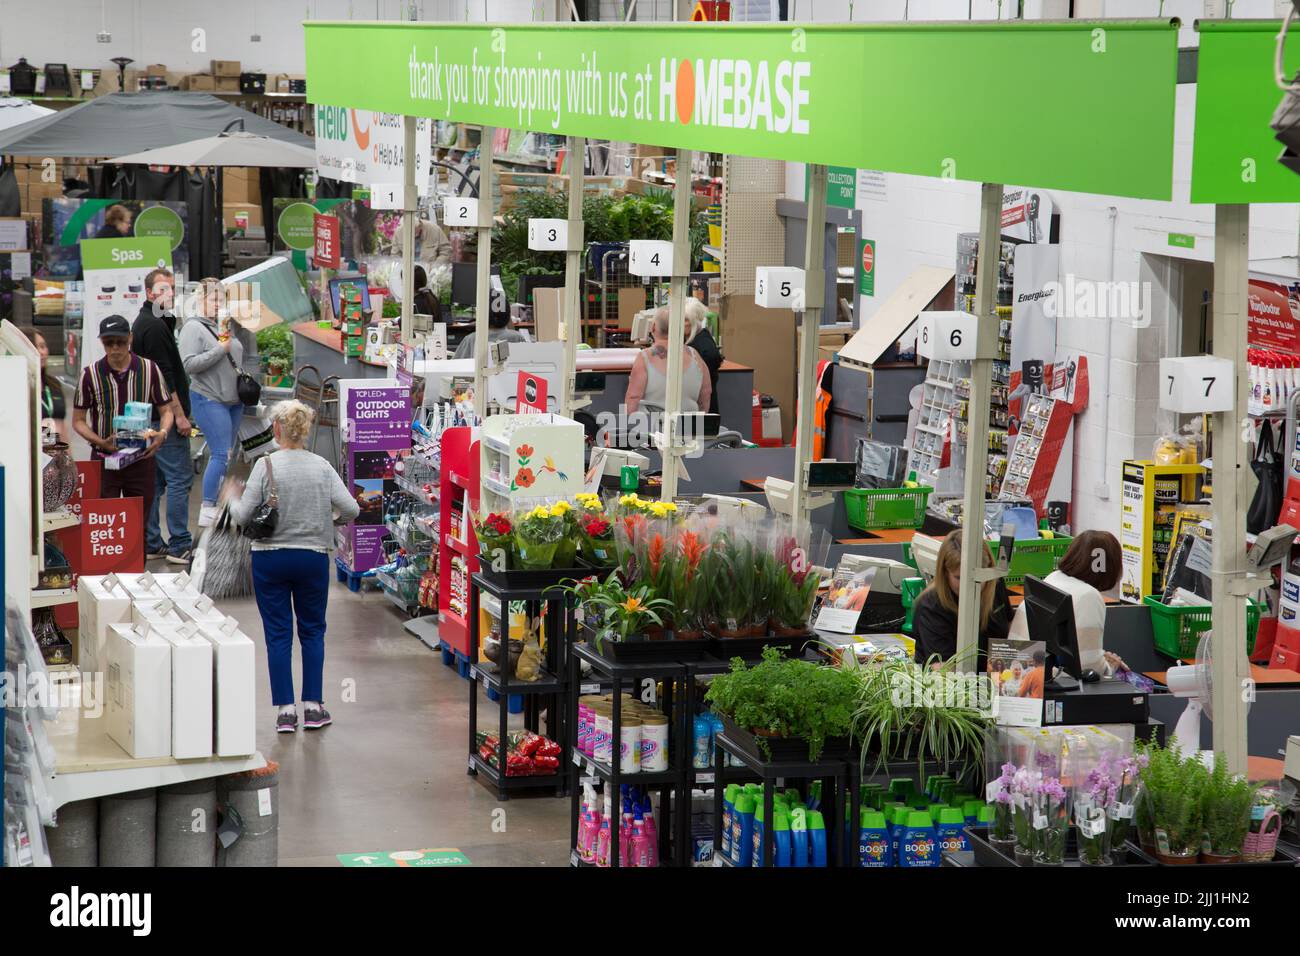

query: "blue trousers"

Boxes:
[191, 391, 244, 505]
[251, 549, 330, 707]
[146, 425, 193, 555]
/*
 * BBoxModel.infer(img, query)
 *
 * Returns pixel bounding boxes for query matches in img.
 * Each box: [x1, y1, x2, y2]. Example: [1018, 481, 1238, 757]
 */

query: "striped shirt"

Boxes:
[75, 355, 170, 458]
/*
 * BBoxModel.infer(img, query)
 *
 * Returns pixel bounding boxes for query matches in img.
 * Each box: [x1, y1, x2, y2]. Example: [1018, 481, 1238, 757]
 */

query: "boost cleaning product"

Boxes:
[808, 810, 828, 867]
[773, 808, 792, 867]
[731, 793, 756, 867]
[900, 811, 940, 868]
[790, 806, 809, 867]
[859, 809, 890, 867]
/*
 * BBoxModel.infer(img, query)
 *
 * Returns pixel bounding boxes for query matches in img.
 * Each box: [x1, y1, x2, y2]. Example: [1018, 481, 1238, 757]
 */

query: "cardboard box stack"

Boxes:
[75, 572, 256, 760]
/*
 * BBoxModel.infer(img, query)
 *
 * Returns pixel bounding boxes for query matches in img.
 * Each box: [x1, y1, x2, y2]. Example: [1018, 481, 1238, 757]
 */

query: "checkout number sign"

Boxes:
[313, 213, 340, 270]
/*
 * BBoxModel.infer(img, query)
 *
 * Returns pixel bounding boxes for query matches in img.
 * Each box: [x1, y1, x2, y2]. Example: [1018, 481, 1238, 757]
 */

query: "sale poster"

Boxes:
[80, 497, 144, 576]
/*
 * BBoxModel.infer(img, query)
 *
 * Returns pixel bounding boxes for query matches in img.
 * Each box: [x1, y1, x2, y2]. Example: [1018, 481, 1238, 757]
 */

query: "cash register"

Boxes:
[1025, 575, 1152, 727]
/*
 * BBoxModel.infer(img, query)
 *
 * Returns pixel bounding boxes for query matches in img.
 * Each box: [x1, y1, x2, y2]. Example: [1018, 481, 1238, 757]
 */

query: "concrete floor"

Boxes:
[55, 363, 571, 867]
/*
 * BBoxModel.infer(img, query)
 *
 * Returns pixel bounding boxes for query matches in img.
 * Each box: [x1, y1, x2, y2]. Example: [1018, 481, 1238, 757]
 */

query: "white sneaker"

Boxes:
[198, 505, 220, 528]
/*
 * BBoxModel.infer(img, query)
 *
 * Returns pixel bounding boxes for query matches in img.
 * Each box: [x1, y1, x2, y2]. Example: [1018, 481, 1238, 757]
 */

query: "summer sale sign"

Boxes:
[304, 20, 1178, 199]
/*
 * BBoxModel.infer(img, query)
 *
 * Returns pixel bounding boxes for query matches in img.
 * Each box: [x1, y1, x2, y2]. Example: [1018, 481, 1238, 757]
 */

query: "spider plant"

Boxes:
[848, 653, 991, 787]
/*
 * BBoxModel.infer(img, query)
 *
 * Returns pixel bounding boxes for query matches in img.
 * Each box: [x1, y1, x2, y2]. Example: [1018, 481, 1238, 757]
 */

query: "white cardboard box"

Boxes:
[131, 598, 185, 631]
[104, 624, 172, 759]
[76, 575, 133, 677]
[196, 619, 257, 757]
[153, 624, 214, 759]
[171, 595, 227, 627]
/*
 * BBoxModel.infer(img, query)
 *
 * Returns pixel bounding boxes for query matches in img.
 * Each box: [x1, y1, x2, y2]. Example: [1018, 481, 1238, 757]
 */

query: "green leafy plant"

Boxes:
[255, 324, 295, 373]
[1202, 755, 1257, 857]
[848, 654, 991, 787]
[704, 646, 858, 761]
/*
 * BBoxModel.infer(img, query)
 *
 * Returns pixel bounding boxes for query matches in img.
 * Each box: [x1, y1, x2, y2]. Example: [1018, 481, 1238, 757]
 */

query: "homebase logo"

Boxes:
[1042, 275, 1151, 328]
[50, 886, 151, 936]
[890, 670, 992, 711]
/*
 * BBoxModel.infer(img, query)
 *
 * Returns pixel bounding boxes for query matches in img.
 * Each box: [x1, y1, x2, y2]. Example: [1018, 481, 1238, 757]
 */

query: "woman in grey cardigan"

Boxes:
[180, 278, 246, 529]
[228, 400, 360, 733]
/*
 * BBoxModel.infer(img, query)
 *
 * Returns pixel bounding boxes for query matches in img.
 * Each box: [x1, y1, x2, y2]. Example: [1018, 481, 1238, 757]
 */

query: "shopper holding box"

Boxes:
[228, 400, 360, 734]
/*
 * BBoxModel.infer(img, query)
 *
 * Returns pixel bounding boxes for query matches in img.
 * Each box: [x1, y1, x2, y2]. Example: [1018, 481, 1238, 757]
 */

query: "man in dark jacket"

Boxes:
[132, 268, 194, 563]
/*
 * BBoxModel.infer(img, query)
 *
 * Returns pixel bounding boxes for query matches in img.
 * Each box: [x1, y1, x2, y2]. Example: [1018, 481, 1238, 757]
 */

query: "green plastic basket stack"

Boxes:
[983, 535, 1073, 587]
[843, 486, 933, 532]
[1143, 596, 1260, 659]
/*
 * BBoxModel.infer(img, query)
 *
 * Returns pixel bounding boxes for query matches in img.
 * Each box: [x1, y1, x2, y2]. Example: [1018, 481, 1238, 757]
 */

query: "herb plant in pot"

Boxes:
[704, 646, 857, 762]
[1200, 757, 1257, 864]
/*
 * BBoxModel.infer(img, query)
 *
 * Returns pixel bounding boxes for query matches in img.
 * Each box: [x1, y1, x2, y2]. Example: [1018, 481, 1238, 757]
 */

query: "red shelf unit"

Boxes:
[437, 426, 480, 659]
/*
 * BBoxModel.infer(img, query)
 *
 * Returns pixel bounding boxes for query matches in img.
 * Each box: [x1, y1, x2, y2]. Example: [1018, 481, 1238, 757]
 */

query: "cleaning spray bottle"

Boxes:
[808, 810, 828, 867]
[859, 809, 890, 867]
[790, 806, 809, 867]
[731, 793, 756, 867]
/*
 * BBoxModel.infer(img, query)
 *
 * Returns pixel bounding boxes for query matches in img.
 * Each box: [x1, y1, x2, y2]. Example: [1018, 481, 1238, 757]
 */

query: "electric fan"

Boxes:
[1164, 631, 1251, 767]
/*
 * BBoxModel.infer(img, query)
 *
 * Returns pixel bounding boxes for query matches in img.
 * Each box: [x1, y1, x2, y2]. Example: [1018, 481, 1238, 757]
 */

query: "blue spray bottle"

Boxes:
[790, 806, 809, 867]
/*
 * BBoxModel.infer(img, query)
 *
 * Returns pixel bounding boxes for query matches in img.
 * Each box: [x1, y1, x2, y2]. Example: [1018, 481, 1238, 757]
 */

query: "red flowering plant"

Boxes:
[475, 512, 515, 569]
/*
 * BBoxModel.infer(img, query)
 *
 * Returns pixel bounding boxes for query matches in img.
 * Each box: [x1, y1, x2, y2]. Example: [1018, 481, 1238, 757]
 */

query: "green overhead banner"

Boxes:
[304, 20, 1179, 200]
[1193, 20, 1300, 204]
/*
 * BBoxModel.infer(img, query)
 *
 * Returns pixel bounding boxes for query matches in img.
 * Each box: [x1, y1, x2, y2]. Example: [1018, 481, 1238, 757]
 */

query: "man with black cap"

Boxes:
[73, 315, 173, 520]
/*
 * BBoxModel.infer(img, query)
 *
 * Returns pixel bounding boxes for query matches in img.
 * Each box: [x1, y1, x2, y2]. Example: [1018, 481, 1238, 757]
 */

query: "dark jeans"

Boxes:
[251, 549, 330, 707]
[146, 425, 193, 556]
[100, 456, 157, 523]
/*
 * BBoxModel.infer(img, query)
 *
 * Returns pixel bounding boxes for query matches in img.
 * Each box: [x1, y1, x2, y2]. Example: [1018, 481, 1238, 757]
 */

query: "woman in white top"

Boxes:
[1008, 530, 1128, 676]
[625, 307, 712, 416]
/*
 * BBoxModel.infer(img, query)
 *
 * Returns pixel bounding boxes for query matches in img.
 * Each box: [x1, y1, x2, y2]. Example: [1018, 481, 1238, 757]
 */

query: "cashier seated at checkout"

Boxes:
[453, 290, 525, 360]
[1007, 530, 1128, 677]
[912, 530, 1013, 669]
[624, 307, 713, 420]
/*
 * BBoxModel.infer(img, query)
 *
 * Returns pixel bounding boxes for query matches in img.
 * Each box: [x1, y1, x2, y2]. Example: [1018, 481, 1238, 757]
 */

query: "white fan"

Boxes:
[1165, 631, 1250, 767]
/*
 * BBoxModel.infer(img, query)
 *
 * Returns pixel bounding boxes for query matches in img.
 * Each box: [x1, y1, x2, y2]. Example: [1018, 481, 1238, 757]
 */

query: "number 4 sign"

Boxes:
[1158, 356, 1234, 414]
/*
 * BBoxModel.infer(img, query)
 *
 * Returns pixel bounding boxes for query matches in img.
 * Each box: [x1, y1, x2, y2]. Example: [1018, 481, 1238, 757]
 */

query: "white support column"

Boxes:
[561, 136, 585, 417]
[400, 115, 417, 345]
[790, 164, 828, 521]
[660, 147, 693, 501]
[954, 182, 1003, 672]
[1210, 203, 1252, 775]
[473, 126, 496, 419]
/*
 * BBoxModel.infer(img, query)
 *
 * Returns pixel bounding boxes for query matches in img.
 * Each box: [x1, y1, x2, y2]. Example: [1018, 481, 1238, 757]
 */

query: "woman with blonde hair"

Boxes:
[229, 400, 360, 733]
[911, 529, 1012, 668]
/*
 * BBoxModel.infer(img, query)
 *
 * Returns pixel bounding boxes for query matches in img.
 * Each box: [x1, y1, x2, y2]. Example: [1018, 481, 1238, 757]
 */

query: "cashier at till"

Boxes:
[912, 530, 1013, 669]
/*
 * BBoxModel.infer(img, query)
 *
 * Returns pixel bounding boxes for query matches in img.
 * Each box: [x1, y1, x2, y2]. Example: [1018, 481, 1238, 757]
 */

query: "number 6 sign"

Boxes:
[1158, 356, 1234, 414]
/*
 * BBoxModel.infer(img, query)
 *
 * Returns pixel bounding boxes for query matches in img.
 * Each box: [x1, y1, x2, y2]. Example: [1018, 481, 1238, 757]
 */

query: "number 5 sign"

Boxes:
[1159, 356, 1234, 413]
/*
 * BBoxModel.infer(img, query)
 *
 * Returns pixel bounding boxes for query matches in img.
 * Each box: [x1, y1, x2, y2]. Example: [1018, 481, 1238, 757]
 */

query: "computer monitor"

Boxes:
[1023, 575, 1083, 687]
[451, 262, 501, 308]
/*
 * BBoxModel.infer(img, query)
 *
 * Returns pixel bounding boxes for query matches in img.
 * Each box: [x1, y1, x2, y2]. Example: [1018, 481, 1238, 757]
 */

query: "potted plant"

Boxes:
[704, 646, 857, 761]
[1201, 757, 1257, 864]
[514, 504, 565, 570]
[1137, 740, 1206, 864]
[474, 512, 514, 570]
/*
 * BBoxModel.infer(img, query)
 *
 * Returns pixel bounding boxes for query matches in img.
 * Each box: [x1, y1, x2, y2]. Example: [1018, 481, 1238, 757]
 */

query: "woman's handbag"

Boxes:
[241, 456, 280, 541]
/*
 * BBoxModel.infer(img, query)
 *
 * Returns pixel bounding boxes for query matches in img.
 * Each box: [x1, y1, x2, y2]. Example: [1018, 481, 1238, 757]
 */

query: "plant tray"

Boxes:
[966, 827, 1158, 867]
[475, 562, 586, 592]
[590, 629, 713, 662]
[709, 632, 816, 660]
[718, 713, 851, 765]
[1143, 596, 1261, 660]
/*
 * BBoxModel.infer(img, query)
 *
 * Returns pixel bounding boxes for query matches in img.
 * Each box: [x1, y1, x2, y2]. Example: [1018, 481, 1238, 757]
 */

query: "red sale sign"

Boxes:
[314, 213, 341, 269]
[80, 497, 144, 576]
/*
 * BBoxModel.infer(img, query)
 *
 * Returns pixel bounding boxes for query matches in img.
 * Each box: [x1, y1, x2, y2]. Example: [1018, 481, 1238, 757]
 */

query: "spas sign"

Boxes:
[314, 106, 432, 193]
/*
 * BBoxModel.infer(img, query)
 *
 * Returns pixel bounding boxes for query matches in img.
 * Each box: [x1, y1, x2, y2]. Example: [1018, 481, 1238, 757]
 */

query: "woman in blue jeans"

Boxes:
[229, 400, 360, 732]
[179, 278, 246, 529]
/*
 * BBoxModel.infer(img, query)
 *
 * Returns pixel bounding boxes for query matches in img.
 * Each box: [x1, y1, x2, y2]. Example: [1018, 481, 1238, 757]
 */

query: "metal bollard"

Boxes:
[99, 788, 157, 867]
[45, 799, 98, 867]
[156, 779, 217, 867]
[216, 761, 278, 867]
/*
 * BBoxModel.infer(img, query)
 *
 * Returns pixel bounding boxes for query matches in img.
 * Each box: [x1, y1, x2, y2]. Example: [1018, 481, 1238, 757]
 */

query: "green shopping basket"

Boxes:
[1143, 596, 1260, 660]
[843, 486, 933, 532]
[985, 535, 1073, 587]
